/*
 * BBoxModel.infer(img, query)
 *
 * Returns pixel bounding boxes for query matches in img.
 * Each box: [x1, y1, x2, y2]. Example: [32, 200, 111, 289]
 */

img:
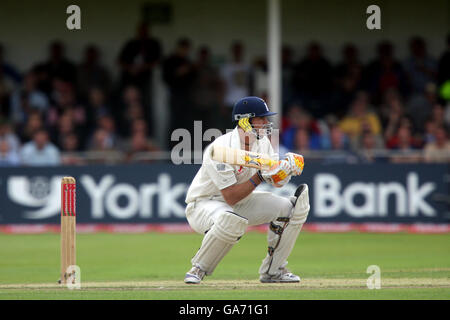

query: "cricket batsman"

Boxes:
[184, 96, 310, 284]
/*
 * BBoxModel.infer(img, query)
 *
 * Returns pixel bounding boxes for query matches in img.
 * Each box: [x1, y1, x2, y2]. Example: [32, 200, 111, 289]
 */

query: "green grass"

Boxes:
[0, 232, 449, 299]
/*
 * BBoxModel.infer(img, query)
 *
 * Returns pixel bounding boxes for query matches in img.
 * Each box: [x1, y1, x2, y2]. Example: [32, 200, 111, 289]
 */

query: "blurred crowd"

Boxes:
[0, 22, 449, 166]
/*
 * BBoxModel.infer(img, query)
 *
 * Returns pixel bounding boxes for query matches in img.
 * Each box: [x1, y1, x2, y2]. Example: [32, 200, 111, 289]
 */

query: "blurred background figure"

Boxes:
[404, 36, 437, 95]
[163, 37, 195, 136]
[220, 41, 252, 129]
[190, 46, 224, 130]
[60, 132, 85, 165]
[331, 43, 364, 118]
[364, 40, 408, 105]
[33, 41, 77, 92]
[9, 70, 49, 125]
[389, 126, 421, 163]
[0, 43, 22, 119]
[17, 110, 44, 143]
[115, 85, 147, 137]
[358, 130, 381, 163]
[118, 22, 161, 93]
[0, 139, 20, 166]
[19, 128, 60, 166]
[338, 91, 382, 148]
[322, 124, 358, 164]
[85, 87, 111, 129]
[0, 119, 20, 153]
[282, 104, 324, 150]
[77, 45, 112, 100]
[292, 42, 333, 118]
[88, 128, 114, 152]
[125, 131, 160, 163]
[423, 126, 450, 163]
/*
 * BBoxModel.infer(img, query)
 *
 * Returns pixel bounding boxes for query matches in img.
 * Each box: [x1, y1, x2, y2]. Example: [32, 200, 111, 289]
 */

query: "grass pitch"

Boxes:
[0, 232, 449, 299]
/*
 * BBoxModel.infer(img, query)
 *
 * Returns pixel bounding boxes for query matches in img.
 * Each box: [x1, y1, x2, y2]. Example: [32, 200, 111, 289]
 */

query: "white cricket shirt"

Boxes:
[185, 127, 276, 204]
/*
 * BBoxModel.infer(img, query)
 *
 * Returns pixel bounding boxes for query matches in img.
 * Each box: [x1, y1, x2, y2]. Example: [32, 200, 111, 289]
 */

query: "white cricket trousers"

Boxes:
[185, 191, 293, 234]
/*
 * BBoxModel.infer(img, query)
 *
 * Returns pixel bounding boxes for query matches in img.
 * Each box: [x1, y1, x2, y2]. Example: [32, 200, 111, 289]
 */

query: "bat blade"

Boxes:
[211, 145, 279, 170]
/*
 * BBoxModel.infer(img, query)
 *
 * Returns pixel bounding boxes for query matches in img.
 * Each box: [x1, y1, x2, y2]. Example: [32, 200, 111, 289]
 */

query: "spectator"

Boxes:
[125, 131, 160, 163]
[358, 130, 380, 163]
[77, 45, 112, 100]
[10, 70, 49, 125]
[364, 40, 409, 104]
[85, 87, 111, 128]
[386, 116, 420, 148]
[292, 128, 310, 152]
[0, 44, 21, 118]
[130, 118, 149, 137]
[0, 140, 20, 166]
[117, 22, 162, 92]
[322, 125, 358, 164]
[404, 36, 437, 94]
[115, 85, 147, 137]
[0, 43, 22, 85]
[20, 129, 61, 166]
[0, 119, 20, 153]
[332, 43, 363, 118]
[220, 41, 252, 127]
[18, 110, 44, 143]
[119, 118, 159, 151]
[163, 38, 195, 135]
[60, 132, 85, 165]
[382, 90, 409, 143]
[191, 46, 224, 129]
[339, 91, 382, 145]
[389, 126, 421, 163]
[423, 118, 438, 144]
[406, 82, 438, 131]
[33, 41, 77, 90]
[96, 114, 119, 147]
[88, 128, 114, 152]
[424, 126, 450, 162]
[292, 42, 333, 117]
[282, 105, 323, 150]
[379, 88, 404, 130]
[430, 103, 448, 128]
[47, 79, 87, 143]
[51, 111, 84, 149]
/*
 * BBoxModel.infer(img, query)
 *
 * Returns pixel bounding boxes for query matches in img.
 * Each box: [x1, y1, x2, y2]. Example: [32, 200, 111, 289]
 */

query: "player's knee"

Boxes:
[277, 196, 294, 220]
[214, 211, 248, 243]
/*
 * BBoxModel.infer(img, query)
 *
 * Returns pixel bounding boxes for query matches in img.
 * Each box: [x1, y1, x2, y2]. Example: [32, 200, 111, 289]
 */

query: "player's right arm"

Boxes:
[220, 172, 262, 206]
[203, 143, 264, 206]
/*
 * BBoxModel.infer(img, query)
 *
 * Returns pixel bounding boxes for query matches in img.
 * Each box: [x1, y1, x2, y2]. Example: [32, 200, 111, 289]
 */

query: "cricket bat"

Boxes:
[211, 145, 279, 171]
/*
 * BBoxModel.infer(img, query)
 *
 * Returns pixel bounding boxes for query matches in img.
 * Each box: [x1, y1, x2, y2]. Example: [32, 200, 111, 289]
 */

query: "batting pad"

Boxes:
[259, 184, 310, 275]
[191, 211, 248, 275]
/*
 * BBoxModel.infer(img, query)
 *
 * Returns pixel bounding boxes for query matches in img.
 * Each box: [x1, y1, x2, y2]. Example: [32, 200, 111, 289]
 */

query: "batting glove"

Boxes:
[258, 160, 291, 188]
[285, 152, 304, 176]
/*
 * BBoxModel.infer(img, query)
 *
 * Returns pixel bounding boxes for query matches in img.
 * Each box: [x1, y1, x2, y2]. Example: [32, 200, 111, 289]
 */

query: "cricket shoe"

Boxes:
[259, 267, 300, 283]
[184, 266, 206, 284]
